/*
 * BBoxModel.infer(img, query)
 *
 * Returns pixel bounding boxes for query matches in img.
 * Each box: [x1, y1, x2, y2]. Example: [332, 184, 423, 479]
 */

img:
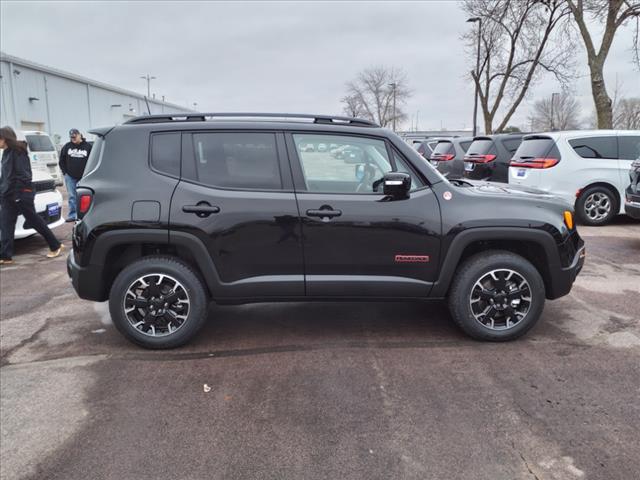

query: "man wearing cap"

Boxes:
[59, 129, 92, 222]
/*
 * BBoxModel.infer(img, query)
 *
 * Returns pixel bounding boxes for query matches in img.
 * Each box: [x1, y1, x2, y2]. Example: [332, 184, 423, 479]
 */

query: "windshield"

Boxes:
[466, 139, 496, 155]
[26, 135, 55, 152]
[513, 137, 556, 159]
[432, 141, 454, 156]
[83, 137, 104, 176]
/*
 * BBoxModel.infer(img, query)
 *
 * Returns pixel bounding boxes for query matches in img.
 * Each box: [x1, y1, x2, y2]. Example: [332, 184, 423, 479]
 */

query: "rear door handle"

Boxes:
[306, 208, 342, 219]
[182, 203, 220, 218]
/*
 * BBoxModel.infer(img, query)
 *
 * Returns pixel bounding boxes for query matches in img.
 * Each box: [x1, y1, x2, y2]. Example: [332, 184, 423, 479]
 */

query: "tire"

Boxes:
[109, 256, 208, 349]
[447, 251, 545, 341]
[575, 185, 617, 226]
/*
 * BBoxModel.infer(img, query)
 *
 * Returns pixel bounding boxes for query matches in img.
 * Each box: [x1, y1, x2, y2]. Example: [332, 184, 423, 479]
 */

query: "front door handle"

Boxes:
[306, 207, 342, 220]
[182, 203, 220, 218]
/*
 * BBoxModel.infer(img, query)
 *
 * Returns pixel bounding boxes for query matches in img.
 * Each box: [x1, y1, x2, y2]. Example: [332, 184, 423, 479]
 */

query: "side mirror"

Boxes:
[382, 172, 411, 200]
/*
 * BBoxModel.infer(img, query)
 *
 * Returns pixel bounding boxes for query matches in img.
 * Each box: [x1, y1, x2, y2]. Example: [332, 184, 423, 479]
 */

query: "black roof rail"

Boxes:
[123, 112, 379, 127]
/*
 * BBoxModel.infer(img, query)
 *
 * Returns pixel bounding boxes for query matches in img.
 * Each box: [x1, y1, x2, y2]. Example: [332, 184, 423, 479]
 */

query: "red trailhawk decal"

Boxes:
[394, 254, 430, 263]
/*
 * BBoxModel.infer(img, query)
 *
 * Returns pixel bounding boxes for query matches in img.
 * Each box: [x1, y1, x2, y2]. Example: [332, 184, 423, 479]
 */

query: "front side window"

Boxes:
[569, 136, 617, 159]
[293, 134, 392, 193]
[189, 132, 282, 190]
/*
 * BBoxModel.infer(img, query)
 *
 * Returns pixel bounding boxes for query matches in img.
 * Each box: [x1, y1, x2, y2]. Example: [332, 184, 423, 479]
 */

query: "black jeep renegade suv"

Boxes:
[67, 113, 585, 349]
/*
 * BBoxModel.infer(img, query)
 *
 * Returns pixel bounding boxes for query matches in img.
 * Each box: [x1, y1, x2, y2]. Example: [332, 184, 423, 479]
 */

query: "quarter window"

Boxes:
[188, 132, 282, 190]
[569, 136, 617, 159]
[393, 151, 425, 189]
[151, 133, 181, 177]
[618, 136, 640, 161]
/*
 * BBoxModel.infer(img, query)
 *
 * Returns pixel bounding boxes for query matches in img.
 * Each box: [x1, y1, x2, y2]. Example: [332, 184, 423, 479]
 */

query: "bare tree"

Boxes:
[341, 94, 365, 118]
[341, 66, 411, 129]
[614, 97, 640, 129]
[529, 92, 583, 130]
[566, 0, 640, 129]
[462, 0, 574, 134]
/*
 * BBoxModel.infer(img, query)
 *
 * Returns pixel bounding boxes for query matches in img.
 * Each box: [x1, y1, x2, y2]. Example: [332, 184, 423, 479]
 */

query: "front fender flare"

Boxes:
[430, 227, 560, 297]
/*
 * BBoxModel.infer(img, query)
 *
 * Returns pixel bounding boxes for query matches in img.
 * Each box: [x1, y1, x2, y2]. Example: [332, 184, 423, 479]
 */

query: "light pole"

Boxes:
[140, 74, 156, 98]
[388, 82, 397, 131]
[467, 17, 481, 136]
[550, 92, 560, 130]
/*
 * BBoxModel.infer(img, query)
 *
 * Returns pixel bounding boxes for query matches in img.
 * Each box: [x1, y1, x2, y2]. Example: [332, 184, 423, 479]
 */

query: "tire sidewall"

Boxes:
[109, 257, 208, 349]
[576, 186, 617, 226]
[449, 253, 545, 341]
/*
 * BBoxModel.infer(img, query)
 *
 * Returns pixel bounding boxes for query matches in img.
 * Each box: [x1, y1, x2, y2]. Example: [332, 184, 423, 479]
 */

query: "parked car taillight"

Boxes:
[77, 189, 94, 219]
[510, 158, 559, 169]
[430, 153, 455, 161]
[464, 154, 496, 163]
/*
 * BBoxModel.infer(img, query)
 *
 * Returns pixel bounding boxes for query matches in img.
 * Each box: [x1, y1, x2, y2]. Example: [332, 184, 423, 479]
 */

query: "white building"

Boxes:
[0, 52, 193, 144]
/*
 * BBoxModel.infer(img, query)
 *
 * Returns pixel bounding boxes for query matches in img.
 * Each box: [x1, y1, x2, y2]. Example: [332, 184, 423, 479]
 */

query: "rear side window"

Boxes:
[151, 133, 181, 177]
[512, 137, 559, 160]
[25, 135, 55, 152]
[189, 132, 282, 190]
[618, 136, 640, 160]
[432, 141, 454, 155]
[466, 139, 496, 155]
[460, 141, 472, 152]
[569, 136, 617, 159]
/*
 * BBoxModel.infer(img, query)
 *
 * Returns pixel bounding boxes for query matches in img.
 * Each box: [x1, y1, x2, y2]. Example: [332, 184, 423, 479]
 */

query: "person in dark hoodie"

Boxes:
[59, 128, 92, 222]
[0, 126, 64, 265]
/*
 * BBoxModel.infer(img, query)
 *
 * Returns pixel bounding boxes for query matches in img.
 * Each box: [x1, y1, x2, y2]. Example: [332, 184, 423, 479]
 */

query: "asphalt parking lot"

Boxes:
[1, 213, 639, 480]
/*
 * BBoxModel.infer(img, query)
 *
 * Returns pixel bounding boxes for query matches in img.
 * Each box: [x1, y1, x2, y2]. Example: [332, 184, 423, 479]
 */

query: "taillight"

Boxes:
[77, 191, 93, 219]
[510, 158, 559, 169]
[464, 154, 496, 163]
[430, 154, 455, 161]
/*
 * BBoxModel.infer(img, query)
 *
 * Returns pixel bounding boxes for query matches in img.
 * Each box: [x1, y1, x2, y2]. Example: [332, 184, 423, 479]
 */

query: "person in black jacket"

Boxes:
[0, 126, 63, 264]
[59, 128, 92, 222]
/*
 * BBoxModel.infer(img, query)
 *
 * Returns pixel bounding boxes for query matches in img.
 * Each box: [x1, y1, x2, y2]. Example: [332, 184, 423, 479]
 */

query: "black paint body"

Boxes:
[68, 118, 584, 304]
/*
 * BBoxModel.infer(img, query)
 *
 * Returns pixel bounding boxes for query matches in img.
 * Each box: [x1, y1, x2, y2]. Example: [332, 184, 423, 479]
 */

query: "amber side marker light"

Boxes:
[564, 210, 574, 230]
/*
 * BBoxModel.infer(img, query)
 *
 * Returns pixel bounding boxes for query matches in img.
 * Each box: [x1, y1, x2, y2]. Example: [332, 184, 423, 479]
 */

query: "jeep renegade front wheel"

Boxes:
[447, 251, 545, 341]
[109, 256, 208, 349]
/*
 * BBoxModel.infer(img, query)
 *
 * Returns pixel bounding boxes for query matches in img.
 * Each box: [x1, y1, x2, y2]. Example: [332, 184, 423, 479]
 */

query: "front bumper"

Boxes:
[67, 249, 108, 301]
[546, 240, 586, 300]
[624, 188, 640, 220]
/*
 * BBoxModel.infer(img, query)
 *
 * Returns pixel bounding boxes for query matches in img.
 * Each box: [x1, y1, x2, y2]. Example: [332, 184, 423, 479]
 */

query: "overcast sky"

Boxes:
[1, 0, 638, 131]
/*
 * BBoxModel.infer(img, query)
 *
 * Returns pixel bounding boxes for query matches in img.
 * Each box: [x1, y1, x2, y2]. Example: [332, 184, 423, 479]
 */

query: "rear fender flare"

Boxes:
[90, 229, 222, 297]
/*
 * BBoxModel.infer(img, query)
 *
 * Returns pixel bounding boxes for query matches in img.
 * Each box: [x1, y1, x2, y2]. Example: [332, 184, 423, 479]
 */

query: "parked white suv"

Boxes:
[0, 167, 65, 239]
[509, 130, 640, 225]
[22, 131, 63, 185]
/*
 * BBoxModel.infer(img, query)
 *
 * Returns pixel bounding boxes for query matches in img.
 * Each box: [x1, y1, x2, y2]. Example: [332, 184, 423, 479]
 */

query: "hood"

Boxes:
[451, 179, 572, 209]
[31, 167, 54, 182]
[467, 180, 552, 197]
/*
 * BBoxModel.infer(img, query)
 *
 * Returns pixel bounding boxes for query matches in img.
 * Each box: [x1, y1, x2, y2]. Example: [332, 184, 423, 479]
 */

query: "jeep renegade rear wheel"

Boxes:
[109, 256, 208, 349]
[447, 251, 545, 341]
